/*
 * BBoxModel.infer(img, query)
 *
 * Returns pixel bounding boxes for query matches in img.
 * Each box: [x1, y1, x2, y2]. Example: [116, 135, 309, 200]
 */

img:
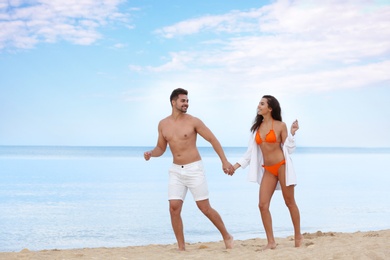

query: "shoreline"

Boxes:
[1, 229, 389, 260]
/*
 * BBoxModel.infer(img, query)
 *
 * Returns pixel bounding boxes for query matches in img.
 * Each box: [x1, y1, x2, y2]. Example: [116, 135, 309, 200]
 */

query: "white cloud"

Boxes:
[144, 0, 390, 94]
[0, 0, 129, 50]
[154, 9, 263, 38]
[112, 43, 127, 49]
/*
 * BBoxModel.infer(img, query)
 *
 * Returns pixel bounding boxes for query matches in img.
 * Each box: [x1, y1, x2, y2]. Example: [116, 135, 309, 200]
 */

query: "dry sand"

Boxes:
[1, 229, 389, 260]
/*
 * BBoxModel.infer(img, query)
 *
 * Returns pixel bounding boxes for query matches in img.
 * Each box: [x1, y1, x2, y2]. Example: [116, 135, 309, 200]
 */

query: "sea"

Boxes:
[0, 145, 389, 252]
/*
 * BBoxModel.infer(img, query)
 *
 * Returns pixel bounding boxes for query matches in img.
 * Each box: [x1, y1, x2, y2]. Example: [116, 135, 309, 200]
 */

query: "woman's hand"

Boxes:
[291, 120, 299, 136]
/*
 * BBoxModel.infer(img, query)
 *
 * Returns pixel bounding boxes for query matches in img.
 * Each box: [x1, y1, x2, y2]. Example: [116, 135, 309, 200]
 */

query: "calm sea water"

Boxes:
[0, 146, 389, 252]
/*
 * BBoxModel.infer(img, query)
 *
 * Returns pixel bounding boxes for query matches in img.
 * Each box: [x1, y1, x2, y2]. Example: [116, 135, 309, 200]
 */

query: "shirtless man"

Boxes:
[144, 88, 234, 251]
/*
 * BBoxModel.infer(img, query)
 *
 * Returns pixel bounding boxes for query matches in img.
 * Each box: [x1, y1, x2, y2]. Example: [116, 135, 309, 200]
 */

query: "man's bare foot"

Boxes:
[295, 234, 304, 247]
[262, 242, 277, 250]
[224, 235, 234, 249]
[176, 244, 185, 251]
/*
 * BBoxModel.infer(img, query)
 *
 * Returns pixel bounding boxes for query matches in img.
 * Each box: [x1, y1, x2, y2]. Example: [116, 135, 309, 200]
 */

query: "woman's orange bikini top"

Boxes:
[255, 120, 278, 144]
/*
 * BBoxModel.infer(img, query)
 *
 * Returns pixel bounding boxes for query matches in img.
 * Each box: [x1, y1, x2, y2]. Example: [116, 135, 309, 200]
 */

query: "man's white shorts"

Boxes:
[168, 160, 209, 201]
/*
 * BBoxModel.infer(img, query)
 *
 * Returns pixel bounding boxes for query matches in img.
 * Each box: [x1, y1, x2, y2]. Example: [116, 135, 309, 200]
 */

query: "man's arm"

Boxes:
[195, 118, 234, 174]
[144, 122, 167, 160]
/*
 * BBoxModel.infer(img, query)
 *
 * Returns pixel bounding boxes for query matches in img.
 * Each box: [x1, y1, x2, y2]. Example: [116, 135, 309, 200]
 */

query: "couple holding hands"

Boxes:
[144, 88, 302, 251]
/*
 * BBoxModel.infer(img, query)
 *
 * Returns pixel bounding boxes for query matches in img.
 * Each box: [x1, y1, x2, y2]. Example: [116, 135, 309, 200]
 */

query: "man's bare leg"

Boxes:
[169, 200, 185, 250]
[196, 199, 234, 249]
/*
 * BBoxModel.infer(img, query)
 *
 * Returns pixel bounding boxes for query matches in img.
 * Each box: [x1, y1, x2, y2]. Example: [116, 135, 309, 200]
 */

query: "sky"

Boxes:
[0, 0, 389, 148]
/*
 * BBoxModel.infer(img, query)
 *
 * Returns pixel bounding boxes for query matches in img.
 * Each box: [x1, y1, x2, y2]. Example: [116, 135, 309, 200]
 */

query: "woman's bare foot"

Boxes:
[262, 242, 277, 250]
[295, 234, 304, 247]
[224, 235, 234, 249]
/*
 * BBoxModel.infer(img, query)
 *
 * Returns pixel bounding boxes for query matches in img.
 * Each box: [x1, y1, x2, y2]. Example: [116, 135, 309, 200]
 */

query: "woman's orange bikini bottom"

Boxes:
[263, 159, 286, 176]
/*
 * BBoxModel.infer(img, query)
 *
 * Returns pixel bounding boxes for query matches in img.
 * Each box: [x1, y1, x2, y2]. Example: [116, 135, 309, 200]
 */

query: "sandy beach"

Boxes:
[1, 229, 389, 260]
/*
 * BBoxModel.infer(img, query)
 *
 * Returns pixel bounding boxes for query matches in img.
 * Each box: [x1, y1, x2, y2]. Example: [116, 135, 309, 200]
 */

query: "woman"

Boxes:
[233, 95, 303, 249]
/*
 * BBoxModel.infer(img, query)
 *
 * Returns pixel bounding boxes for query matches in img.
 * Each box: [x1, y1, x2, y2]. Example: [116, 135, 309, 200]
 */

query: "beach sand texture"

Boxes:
[0, 229, 389, 260]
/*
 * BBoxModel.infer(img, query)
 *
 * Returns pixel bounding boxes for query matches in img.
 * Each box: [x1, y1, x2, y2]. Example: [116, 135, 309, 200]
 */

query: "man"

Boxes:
[144, 88, 234, 251]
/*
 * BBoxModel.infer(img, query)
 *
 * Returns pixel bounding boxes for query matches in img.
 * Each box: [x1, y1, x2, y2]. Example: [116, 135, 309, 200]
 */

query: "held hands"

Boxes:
[291, 119, 299, 136]
[223, 161, 235, 176]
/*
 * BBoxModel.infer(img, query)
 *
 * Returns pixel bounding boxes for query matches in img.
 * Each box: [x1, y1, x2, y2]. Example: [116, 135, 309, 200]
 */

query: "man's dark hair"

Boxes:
[170, 88, 188, 106]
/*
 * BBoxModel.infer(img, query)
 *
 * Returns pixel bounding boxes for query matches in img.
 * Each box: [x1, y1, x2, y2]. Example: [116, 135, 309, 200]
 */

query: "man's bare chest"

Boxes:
[162, 125, 196, 142]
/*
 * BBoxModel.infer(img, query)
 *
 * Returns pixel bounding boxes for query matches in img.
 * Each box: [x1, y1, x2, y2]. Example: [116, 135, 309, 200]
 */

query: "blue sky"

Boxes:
[1, 0, 389, 148]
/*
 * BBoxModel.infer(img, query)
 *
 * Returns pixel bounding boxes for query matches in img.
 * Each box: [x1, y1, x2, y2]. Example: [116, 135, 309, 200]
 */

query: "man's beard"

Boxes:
[179, 106, 188, 113]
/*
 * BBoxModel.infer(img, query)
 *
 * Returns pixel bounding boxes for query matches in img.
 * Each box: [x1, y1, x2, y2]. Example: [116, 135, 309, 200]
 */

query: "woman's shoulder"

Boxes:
[274, 120, 286, 128]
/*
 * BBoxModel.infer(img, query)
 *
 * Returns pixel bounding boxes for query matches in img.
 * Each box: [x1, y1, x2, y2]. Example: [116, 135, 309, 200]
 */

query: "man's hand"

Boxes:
[223, 161, 235, 176]
[144, 151, 152, 161]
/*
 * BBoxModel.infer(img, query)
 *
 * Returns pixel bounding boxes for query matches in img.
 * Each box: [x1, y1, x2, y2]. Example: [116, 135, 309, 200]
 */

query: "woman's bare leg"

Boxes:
[278, 165, 303, 247]
[259, 172, 278, 250]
